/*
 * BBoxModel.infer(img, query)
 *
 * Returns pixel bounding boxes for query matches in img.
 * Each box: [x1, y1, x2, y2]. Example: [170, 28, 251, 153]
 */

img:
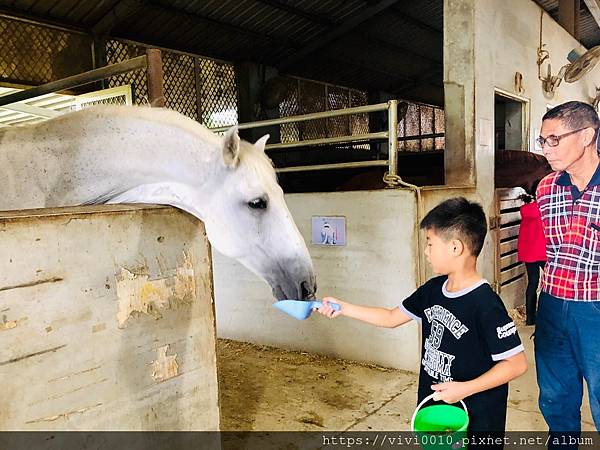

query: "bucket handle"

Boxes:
[410, 393, 469, 432]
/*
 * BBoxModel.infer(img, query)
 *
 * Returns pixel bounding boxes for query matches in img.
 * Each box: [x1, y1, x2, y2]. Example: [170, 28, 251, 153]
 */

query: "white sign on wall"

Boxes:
[311, 216, 346, 246]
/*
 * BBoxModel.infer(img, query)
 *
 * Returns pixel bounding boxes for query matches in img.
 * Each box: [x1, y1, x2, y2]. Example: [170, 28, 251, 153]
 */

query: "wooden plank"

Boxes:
[500, 239, 519, 255]
[496, 187, 525, 201]
[499, 274, 528, 308]
[500, 264, 526, 284]
[500, 252, 520, 268]
[500, 224, 520, 240]
[499, 211, 521, 225]
[500, 198, 523, 210]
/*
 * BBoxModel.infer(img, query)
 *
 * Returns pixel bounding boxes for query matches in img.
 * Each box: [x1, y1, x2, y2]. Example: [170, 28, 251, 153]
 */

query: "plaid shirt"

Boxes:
[536, 163, 600, 301]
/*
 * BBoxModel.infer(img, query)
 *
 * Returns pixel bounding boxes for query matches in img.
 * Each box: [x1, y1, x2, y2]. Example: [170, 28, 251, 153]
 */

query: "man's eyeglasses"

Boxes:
[536, 127, 592, 148]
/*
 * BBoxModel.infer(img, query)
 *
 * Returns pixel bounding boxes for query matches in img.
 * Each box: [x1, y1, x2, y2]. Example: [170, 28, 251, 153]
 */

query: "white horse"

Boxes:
[0, 105, 316, 300]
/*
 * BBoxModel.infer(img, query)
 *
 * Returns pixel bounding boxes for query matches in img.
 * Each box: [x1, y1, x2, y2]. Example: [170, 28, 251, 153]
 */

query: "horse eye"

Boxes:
[248, 197, 268, 210]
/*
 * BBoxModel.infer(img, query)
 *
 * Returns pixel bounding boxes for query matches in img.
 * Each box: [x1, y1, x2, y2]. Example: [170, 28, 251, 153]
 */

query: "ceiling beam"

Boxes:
[92, 0, 145, 36]
[390, 70, 443, 96]
[141, 3, 300, 51]
[255, 0, 335, 26]
[356, 32, 442, 66]
[583, 0, 600, 30]
[279, 0, 402, 70]
[388, 7, 442, 37]
[558, 0, 580, 38]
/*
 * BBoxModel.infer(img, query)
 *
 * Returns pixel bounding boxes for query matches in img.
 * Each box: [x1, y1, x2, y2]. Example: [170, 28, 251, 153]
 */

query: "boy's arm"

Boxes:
[318, 297, 413, 328]
[431, 351, 528, 404]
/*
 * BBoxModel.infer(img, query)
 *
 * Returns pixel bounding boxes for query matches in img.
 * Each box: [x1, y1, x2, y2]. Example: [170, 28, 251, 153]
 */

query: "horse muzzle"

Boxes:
[268, 261, 317, 301]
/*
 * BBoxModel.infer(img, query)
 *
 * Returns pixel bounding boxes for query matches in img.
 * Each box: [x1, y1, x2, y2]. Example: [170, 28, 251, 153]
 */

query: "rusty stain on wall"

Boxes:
[151, 345, 179, 382]
[115, 252, 196, 328]
[0, 315, 27, 331]
[92, 323, 106, 333]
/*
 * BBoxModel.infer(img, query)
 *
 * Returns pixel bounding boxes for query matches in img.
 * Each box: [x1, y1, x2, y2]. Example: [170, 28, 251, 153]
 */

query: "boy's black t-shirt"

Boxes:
[401, 275, 523, 433]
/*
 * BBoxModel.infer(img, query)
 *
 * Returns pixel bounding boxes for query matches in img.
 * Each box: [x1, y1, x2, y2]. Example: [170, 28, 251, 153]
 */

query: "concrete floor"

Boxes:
[217, 325, 595, 432]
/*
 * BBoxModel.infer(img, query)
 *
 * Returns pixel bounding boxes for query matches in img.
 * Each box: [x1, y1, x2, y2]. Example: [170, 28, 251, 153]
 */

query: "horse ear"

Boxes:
[254, 134, 270, 151]
[223, 126, 240, 168]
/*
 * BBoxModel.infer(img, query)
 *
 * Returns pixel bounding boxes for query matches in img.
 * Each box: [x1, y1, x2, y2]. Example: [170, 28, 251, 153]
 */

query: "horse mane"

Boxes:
[70, 105, 223, 148]
[51, 105, 276, 180]
[238, 140, 277, 183]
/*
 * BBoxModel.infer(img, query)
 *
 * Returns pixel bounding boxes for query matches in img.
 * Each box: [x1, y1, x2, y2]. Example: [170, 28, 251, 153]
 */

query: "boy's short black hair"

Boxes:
[420, 197, 487, 257]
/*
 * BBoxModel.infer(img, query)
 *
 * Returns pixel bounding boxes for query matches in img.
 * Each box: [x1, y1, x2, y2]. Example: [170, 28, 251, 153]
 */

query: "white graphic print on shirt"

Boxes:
[422, 305, 469, 382]
[497, 322, 517, 339]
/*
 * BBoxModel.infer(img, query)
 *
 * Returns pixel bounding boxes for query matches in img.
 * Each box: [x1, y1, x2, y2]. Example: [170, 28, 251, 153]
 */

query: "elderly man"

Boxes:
[535, 101, 600, 444]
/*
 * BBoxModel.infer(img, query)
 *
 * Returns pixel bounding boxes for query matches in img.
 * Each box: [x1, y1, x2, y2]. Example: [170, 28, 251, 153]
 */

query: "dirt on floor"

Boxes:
[217, 338, 418, 431]
[216, 323, 596, 434]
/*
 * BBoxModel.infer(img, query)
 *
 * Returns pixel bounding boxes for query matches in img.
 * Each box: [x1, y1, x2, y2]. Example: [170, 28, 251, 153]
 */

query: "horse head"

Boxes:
[203, 127, 316, 301]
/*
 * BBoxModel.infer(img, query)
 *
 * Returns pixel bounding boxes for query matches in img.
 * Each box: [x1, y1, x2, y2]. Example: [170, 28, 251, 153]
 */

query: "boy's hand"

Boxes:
[315, 297, 343, 318]
[431, 381, 473, 404]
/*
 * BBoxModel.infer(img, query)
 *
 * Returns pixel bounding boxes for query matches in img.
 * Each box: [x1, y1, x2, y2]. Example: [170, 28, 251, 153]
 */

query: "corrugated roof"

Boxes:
[0, 0, 444, 104]
[532, 0, 600, 48]
[0, 0, 597, 107]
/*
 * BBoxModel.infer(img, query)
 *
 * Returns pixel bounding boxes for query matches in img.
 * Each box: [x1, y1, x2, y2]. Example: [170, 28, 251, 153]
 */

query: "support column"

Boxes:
[146, 49, 165, 108]
[443, 0, 476, 186]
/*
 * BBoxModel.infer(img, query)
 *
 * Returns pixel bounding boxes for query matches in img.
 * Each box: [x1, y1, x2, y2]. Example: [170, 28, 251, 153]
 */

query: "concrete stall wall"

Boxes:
[0, 205, 219, 431]
[213, 190, 421, 371]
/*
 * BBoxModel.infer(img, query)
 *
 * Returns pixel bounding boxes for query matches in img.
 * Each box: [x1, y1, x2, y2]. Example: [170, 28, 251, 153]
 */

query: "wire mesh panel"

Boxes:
[75, 85, 133, 110]
[434, 108, 445, 150]
[105, 40, 148, 106]
[105, 40, 237, 125]
[279, 78, 300, 143]
[196, 59, 238, 128]
[327, 85, 350, 137]
[404, 103, 421, 151]
[298, 80, 327, 140]
[397, 101, 445, 152]
[163, 52, 197, 120]
[0, 17, 91, 86]
[420, 105, 434, 150]
[278, 76, 369, 144]
[349, 90, 369, 136]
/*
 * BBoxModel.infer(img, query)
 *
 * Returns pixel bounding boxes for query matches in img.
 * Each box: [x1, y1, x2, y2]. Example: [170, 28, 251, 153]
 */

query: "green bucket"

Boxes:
[410, 393, 469, 450]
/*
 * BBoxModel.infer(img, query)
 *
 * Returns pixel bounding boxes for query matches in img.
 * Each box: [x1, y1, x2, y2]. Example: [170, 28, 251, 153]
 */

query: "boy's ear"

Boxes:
[450, 239, 465, 256]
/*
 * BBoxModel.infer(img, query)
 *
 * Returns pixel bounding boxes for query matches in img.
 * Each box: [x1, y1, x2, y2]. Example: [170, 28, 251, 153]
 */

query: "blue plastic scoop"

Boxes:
[273, 300, 341, 320]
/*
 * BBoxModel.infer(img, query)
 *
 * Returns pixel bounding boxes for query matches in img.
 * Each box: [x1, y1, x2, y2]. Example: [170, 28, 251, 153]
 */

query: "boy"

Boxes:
[317, 197, 527, 442]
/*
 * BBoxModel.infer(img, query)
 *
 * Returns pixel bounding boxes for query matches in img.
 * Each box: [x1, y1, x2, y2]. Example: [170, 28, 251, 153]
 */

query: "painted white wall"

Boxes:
[475, 0, 599, 154]
[213, 190, 421, 371]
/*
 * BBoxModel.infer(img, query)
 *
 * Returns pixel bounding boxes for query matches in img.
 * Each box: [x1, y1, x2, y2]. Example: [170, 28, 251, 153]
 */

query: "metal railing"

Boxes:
[0, 50, 163, 108]
[211, 100, 400, 181]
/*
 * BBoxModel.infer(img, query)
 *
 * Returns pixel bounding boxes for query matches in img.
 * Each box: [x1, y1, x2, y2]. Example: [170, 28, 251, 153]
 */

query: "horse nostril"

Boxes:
[300, 280, 315, 300]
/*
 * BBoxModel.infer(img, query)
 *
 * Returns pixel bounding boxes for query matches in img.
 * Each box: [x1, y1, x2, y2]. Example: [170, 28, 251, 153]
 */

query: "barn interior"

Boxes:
[1, 0, 600, 436]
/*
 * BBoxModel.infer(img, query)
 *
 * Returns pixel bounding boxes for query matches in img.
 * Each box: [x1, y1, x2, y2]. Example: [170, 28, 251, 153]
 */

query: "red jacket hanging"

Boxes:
[517, 202, 547, 263]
